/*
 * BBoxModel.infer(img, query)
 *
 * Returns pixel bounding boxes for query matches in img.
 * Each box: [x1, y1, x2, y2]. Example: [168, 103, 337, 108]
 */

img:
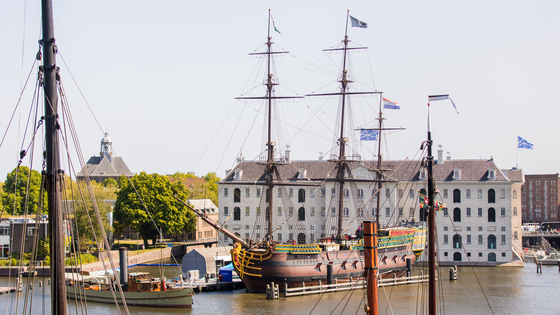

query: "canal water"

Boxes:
[1, 262, 559, 314]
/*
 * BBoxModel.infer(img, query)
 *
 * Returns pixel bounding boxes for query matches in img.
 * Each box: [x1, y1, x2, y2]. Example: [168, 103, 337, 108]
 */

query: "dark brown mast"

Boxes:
[236, 10, 302, 241]
[41, 0, 67, 313]
[307, 11, 380, 242]
[427, 102, 436, 315]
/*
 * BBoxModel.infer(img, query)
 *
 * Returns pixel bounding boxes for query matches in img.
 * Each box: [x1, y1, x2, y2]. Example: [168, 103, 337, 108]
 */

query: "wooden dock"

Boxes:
[0, 287, 17, 294]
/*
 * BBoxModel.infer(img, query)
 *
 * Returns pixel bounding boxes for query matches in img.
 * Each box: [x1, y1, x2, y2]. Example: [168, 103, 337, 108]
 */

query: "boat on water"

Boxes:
[177, 10, 427, 293]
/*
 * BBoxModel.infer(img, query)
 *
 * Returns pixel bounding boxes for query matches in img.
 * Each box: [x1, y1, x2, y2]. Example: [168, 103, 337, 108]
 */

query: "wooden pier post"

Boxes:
[364, 221, 378, 315]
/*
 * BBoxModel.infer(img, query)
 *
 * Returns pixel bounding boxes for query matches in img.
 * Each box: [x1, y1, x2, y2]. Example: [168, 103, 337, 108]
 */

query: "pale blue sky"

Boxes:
[0, 0, 558, 180]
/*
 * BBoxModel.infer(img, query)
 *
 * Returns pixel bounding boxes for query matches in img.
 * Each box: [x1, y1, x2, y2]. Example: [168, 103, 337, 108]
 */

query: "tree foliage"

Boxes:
[114, 172, 195, 247]
[168, 171, 221, 207]
[102, 178, 118, 189]
[2, 166, 47, 215]
[67, 180, 114, 252]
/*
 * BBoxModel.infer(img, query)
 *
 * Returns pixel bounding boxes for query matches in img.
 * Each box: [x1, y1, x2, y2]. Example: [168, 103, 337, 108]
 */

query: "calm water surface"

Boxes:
[1, 263, 559, 314]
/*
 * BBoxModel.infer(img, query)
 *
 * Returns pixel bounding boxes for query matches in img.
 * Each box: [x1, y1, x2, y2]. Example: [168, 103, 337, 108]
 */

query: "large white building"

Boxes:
[218, 151, 524, 266]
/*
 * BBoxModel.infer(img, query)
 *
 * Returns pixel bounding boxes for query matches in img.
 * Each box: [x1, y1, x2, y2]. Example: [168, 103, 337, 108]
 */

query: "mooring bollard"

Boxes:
[449, 266, 458, 280]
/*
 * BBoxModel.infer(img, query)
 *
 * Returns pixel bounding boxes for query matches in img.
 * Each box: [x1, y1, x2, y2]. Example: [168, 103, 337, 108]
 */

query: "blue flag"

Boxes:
[518, 136, 533, 150]
[350, 16, 368, 28]
[360, 129, 378, 141]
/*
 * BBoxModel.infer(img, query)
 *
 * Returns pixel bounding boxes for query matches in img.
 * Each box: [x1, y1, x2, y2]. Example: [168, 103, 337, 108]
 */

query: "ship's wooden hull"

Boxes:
[66, 285, 193, 308]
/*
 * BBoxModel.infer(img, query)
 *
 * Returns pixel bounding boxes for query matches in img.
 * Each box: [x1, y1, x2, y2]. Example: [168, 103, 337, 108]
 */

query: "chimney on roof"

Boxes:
[285, 145, 291, 163]
[437, 144, 444, 164]
[318, 151, 323, 160]
[446, 151, 451, 161]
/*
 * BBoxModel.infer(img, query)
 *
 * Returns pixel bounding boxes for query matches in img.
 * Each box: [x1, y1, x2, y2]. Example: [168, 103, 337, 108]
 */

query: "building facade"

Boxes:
[520, 174, 560, 224]
[77, 132, 133, 183]
[218, 155, 524, 265]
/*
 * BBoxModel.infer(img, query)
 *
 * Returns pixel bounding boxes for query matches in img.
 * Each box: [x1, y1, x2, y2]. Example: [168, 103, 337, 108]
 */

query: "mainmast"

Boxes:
[307, 11, 380, 242]
[427, 102, 436, 315]
[41, 0, 67, 313]
[236, 10, 302, 241]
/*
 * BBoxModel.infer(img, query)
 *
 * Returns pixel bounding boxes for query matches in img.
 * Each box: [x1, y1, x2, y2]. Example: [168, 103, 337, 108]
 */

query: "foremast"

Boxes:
[427, 102, 436, 315]
[41, 0, 67, 313]
[236, 10, 302, 242]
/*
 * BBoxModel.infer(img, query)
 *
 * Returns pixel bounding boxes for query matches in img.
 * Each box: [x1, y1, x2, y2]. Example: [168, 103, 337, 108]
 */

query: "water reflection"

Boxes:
[0, 263, 559, 314]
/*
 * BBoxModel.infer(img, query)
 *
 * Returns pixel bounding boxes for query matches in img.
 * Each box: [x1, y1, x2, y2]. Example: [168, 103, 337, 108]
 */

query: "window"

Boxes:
[278, 233, 283, 242]
[501, 235, 506, 245]
[450, 208, 460, 222]
[224, 188, 229, 197]
[479, 252, 483, 257]
[488, 208, 496, 222]
[514, 231, 519, 239]
[513, 207, 518, 216]
[443, 189, 448, 199]
[298, 189, 305, 203]
[245, 225, 250, 230]
[385, 189, 390, 198]
[298, 207, 305, 221]
[27, 227, 36, 236]
[331, 207, 336, 217]
[453, 234, 462, 249]
[321, 207, 326, 217]
[246, 188, 250, 198]
[467, 226, 471, 231]
[453, 169, 461, 180]
[466, 208, 471, 217]
[478, 189, 483, 199]
[289, 188, 294, 198]
[488, 170, 496, 180]
[224, 207, 229, 216]
[500, 208, 506, 217]
[344, 189, 350, 198]
[409, 189, 414, 198]
[478, 235, 483, 245]
[321, 225, 325, 230]
[234, 188, 241, 202]
[466, 189, 471, 199]
[398, 208, 403, 217]
[466, 235, 471, 244]
[444, 252, 448, 257]
[443, 226, 448, 231]
[478, 226, 483, 231]
[488, 234, 497, 249]
[453, 189, 461, 203]
[410, 207, 415, 218]
[257, 207, 261, 216]
[467, 252, 471, 257]
[331, 188, 336, 198]
[478, 208, 483, 217]
[398, 189, 403, 198]
[233, 207, 241, 221]
[288, 207, 293, 217]
[245, 207, 250, 216]
[385, 208, 390, 217]
[278, 207, 282, 216]
[500, 189, 506, 199]
[310, 189, 315, 198]
[278, 189, 282, 198]
[443, 235, 449, 244]
[310, 207, 315, 216]
[443, 208, 448, 217]
[343, 208, 350, 217]
[488, 252, 496, 262]
[357, 189, 364, 198]
[502, 252, 506, 257]
[256, 188, 261, 198]
[372, 208, 377, 217]
[501, 226, 506, 231]
[321, 188, 326, 198]
[419, 169, 427, 180]
[488, 189, 496, 203]
[357, 208, 364, 217]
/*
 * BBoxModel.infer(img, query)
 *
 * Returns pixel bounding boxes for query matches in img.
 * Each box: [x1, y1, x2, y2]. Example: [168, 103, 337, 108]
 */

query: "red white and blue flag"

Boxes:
[428, 94, 459, 114]
[383, 97, 400, 110]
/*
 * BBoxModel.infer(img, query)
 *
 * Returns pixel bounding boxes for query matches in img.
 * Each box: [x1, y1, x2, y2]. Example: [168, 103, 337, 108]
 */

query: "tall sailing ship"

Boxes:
[213, 11, 427, 292]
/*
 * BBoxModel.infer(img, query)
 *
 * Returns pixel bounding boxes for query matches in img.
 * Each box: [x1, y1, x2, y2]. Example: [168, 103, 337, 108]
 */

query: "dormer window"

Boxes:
[488, 170, 496, 180]
[419, 168, 427, 180]
[298, 169, 307, 179]
[452, 169, 461, 180]
[234, 169, 242, 180]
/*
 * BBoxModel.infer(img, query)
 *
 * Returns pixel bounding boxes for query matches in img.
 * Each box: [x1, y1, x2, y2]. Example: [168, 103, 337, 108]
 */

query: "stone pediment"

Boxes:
[349, 164, 377, 180]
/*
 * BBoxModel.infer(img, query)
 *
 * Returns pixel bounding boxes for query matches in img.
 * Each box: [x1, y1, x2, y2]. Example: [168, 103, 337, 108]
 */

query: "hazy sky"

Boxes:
[1, 0, 558, 180]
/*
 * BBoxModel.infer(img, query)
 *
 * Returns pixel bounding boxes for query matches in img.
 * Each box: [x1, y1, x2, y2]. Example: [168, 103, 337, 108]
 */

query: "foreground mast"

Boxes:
[427, 102, 436, 315]
[41, 0, 67, 313]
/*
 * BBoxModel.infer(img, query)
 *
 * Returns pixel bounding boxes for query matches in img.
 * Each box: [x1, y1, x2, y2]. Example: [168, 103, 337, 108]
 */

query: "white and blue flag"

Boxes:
[518, 136, 533, 150]
[360, 129, 378, 141]
[350, 16, 368, 28]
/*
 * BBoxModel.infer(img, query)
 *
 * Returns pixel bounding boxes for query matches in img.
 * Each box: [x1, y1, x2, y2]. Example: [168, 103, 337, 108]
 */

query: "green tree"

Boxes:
[102, 178, 118, 189]
[114, 172, 195, 248]
[70, 180, 113, 252]
[2, 166, 47, 215]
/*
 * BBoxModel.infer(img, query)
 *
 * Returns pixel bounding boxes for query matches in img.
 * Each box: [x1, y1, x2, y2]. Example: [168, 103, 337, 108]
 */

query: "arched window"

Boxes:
[488, 252, 496, 262]
[488, 189, 496, 203]
[233, 207, 241, 221]
[513, 207, 518, 215]
[453, 208, 461, 222]
[453, 189, 461, 203]
[298, 189, 305, 203]
[343, 207, 350, 217]
[453, 234, 462, 249]
[297, 233, 306, 245]
[488, 208, 496, 222]
[513, 190, 518, 199]
[298, 207, 305, 221]
[453, 252, 462, 262]
[357, 208, 364, 217]
[514, 231, 519, 239]
[344, 189, 350, 198]
[488, 234, 497, 249]
[234, 188, 241, 203]
[357, 189, 364, 198]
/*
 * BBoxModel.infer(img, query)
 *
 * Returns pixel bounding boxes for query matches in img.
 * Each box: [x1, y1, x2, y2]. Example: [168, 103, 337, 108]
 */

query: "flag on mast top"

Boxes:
[428, 94, 459, 114]
[350, 16, 368, 28]
[517, 136, 533, 150]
